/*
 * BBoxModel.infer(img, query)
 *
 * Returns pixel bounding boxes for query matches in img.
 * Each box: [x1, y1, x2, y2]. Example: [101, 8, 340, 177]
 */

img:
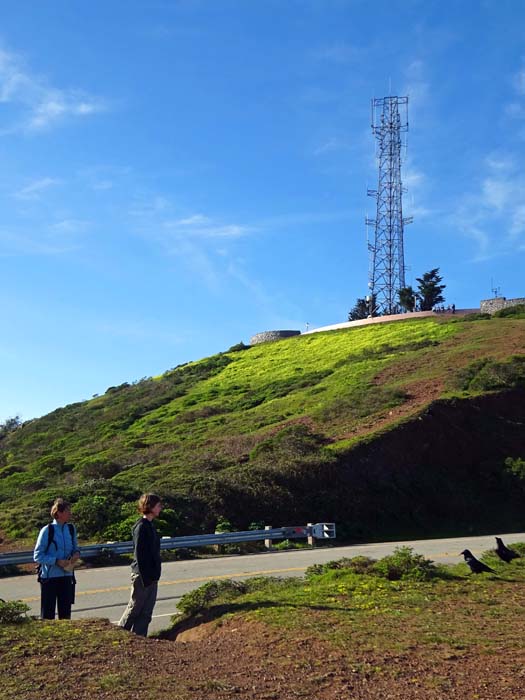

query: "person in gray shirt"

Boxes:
[118, 493, 162, 636]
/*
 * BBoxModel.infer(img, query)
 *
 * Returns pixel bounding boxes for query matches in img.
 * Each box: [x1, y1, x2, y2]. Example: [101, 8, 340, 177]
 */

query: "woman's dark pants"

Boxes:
[40, 576, 73, 619]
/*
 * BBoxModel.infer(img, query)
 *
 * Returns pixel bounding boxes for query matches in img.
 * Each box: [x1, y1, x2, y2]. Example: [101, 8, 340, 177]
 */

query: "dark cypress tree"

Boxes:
[416, 269, 446, 311]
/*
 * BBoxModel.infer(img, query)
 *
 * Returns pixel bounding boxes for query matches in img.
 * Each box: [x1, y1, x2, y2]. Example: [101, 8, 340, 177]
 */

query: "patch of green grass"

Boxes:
[168, 545, 525, 655]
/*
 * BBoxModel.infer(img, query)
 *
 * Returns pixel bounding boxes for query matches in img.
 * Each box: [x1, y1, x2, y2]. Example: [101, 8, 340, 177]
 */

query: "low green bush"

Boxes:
[273, 538, 308, 551]
[305, 555, 376, 579]
[504, 456, 525, 480]
[227, 342, 250, 352]
[493, 304, 525, 319]
[457, 313, 491, 322]
[454, 356, 525, 392]
[0, 599, 30, 624]
[372, 546, 437, 581]
[177, 580, 248, 616]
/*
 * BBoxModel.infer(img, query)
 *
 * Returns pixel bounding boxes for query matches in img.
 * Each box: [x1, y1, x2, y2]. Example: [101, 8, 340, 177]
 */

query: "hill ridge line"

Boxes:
[305, 308, 479, 334]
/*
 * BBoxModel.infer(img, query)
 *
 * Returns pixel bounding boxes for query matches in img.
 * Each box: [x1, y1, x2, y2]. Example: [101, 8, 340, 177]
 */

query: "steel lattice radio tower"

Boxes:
[366, 96, 412, 315]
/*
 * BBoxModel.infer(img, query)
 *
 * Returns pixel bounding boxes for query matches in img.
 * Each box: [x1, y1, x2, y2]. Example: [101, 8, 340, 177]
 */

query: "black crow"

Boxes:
[460, 549, 495, 574]
[495, 537, 520, 563]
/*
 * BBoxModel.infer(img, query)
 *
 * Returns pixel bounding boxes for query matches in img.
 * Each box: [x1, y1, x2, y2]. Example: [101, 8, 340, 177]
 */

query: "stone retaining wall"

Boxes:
[479, 297, 525, 314]
[250, 330, 301, 345]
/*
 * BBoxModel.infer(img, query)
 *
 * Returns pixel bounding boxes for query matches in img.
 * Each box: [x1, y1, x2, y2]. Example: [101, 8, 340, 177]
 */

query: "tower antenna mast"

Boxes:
[366, 96, 412, 315]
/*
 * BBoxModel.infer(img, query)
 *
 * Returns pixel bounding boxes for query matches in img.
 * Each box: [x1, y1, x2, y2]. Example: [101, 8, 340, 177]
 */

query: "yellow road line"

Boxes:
[19, 551, 472, 604]
[20, 566, 306, 603]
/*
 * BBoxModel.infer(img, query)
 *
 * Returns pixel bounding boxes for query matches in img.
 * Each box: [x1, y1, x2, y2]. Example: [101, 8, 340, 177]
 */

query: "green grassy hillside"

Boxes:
[1, 313, 525, 545]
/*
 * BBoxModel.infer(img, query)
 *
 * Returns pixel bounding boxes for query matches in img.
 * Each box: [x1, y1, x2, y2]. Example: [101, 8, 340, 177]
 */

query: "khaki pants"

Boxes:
[118, 573, 158, 636]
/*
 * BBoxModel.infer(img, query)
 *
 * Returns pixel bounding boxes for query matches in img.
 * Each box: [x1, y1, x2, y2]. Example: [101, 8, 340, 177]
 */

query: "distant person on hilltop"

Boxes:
[33, 498, 80, 620]
[118, 493, 163, 636]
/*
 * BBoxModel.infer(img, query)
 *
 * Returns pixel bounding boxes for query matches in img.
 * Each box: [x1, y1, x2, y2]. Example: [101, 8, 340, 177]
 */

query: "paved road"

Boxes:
[2, 531, 523, 634]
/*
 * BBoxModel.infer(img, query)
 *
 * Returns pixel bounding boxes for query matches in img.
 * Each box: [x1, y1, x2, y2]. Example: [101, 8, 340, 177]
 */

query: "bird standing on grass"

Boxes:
[495, 537, 520, 563]
[460, 549, 496, 574]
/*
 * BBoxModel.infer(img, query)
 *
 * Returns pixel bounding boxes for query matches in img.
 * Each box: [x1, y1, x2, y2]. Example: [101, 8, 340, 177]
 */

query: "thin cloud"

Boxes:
[485, 154, 514, 171]
[167, 238, 221, 291]
[510, 204, 525, 238]
[227, 257, 304, 329]
[128, 195, 172, 218]
[91, 180, 113, 191]
[48, 219, 90, 234]
[129, 203, 255, 290]
[505, 102, 525, 119]
[258, 210, 352, 229]
[313, 42, 361, 63]
[451, 154, 525, 259]
[512, 66, 525, 96]
[403, 165, 425, 190]
[164, 215, 254, 239]
[0, 47, 106, 133]
[402, 59, 430, 123]
[504, 61, 525, 120]
[313, 136, 353, 156]
[0, 226, 80, 256]
[176, 214, 211, 226]
[78, 165, 132, 192]
[402, 162, 435, 220]
[93, 318, 190, 345]
[13, 177, 62, 200]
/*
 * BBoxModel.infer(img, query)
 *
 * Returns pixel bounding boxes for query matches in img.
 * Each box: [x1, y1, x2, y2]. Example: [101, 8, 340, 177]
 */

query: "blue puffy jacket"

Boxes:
[33, 520, 80, 580]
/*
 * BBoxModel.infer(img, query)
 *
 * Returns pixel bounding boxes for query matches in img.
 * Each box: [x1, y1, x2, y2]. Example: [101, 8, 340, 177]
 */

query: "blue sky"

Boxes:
[1, 0, 524, 422]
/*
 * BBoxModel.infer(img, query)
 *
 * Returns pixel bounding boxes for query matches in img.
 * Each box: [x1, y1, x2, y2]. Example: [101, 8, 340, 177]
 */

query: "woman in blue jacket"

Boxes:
[33, 498, 80, 620]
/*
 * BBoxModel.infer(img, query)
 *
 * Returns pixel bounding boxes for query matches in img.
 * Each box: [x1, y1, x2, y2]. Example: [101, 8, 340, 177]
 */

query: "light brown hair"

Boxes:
[50, 498, 71, 519]
[137, 493, 161, 515]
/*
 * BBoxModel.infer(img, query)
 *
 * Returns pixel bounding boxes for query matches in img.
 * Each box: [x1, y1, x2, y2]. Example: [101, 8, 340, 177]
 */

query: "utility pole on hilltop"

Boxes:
[366, 96, 413, 315]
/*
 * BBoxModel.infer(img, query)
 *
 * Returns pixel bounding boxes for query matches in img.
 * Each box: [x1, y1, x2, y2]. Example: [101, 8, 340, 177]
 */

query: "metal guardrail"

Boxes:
[0, 522, 336, 567]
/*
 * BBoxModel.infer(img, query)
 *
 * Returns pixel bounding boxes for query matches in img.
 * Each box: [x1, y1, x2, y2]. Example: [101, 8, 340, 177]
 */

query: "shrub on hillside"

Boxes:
[176, 576, 288, 618]
[372, 546, 437, 581]
[504, 456, 525, 480]
[318, 386, 406, 423]
[177, 580, 248, 616]
[306, 550, 438, 581]
[0, 416, 21, 440]
[78, 458, 121, 480]
[0, 599, 30, 624]
[250, 424, 330, 465]
[493, 304, 525, 319]
[74, 494, 114, 538]
[234, 371, 333, 411]
[34, 454, 71, 475]
[227, 342, 250, 352]
[305, 556, 376, 579]
[455, 356, 525, 392]
[457, 313, 491, 322]
[342, 339, 440, 365]
[101, 502, 181, 542]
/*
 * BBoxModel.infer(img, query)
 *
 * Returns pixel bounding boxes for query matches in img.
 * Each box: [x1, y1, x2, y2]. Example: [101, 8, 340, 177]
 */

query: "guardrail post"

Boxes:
[264, 525, 273, 550]
[307, 522, 315, 548]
